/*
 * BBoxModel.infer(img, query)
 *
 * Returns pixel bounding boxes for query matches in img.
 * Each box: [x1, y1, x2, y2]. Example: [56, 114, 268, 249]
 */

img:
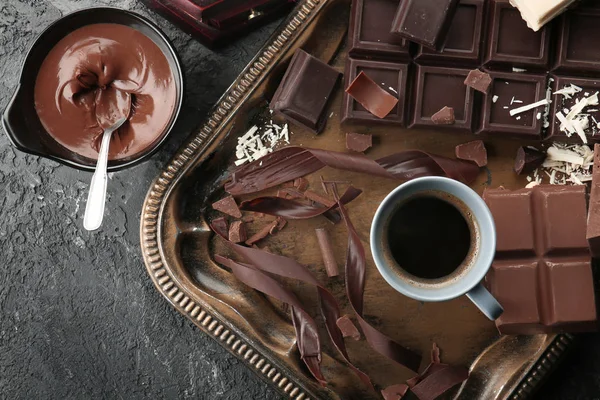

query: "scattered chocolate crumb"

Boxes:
[455, 140, 488, 167]
[336, 315, 360, 340]
[294, 177, 309, 191]
[212, 195, 242, 218]
[228, 221, 247, 243]
[464, 69, 492, 94]
[431, 106, 455, 125]
[514, 146, 546, 175]
[245, 220, 278, 245]
[381, 384, 409, 400]
[304, 190, 335, 207]
[346, 132, 373, 153]
[315, 228, 339, 277]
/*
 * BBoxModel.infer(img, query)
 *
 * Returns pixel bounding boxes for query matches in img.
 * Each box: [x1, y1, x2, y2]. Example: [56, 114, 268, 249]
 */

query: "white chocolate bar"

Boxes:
[509, 0, 577, 31]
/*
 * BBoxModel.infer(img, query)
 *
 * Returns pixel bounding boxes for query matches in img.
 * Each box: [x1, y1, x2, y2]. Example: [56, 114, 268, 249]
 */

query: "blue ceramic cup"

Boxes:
[370, 177, 503, 320]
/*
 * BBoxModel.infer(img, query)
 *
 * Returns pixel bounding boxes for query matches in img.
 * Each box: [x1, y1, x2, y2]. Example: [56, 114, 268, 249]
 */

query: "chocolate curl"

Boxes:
[225, 146, 479, 195]
[210, 222, 372, 387]
[316, 228, 339, 277]
[215, 255, 326, 386]
[332, 188, 422, 372]
[240, 187, 362, 224]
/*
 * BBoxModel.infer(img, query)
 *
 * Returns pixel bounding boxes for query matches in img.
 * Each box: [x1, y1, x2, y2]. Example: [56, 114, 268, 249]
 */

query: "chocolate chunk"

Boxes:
[464, 69, 492, 94]
[587, 144, 600, 257]
[455, 140, 487, 167]
[381, 384, 409, 400]
[431, 106, 456, 125]
[415, 0, 485, 65]
[555, 6, 600, 74]
[228, 220, 247, 243]
[391, 0, 460, 50]
[478, 72, 547, 139]
[315, 228, 339, 277]
[212, 195, 242, 218]
[293, 177, 309, 191]
[411, 65, 475, 133]
[245, 220, 278, 246]
[514, 146, 546, 175]
[345, 71, 399, 119]
[342, 59, 408, 126]
[270, 49, 340, 133]
[348, 0, 412, 60]
[484, 185, 597, 334]
[336, 315, 361, 340]
[346, 132, 372, 153]
[484, 0, 551, 70]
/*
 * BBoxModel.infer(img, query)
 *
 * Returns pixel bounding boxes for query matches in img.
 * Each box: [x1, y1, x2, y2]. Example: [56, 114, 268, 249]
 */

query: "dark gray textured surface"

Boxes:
[0, 1, 598, 399]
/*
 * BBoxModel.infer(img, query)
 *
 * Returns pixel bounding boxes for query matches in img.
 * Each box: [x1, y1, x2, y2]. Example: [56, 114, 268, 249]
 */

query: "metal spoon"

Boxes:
[83, 87, 131, 231]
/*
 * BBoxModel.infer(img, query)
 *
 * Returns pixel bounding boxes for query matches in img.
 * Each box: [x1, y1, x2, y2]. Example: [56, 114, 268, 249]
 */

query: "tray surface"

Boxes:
[140, 1, 574, 398]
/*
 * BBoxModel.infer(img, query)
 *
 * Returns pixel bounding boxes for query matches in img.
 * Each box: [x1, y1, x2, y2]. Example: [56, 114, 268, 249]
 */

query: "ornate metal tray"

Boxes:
[140, 0, 574, 398]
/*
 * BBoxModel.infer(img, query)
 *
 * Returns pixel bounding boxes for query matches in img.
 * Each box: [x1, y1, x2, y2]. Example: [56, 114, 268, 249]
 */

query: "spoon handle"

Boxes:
[83, 127, 113, 231]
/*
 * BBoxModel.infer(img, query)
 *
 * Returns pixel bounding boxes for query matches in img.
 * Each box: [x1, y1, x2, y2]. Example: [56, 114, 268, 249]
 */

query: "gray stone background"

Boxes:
[0, 0, 598, 399]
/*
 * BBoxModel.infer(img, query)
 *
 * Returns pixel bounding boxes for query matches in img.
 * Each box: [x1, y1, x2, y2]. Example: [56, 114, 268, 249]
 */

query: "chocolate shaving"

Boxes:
[278, 188, 304, 199]
[228, 220, 247, 243]
[305, 190, 336, 207]
[464, 69, 492, 94]
[346, 132, 373, 153]
[245, 220, 278, 245]
[294, 177, 309, 191]
[332, 187, 422, 372]
[336, 315, 361, 340]
[270, 217, 287, 234]
[431, 342, 441, 364]
[320, 175, 328, 194]
[455, 140, 488, 167]
[225, 146, 479, 196]
[212, 195, 242, 218]
[211, 223, 372, 387]
[381, 384, 409, 400]
[346, 71, 399, 119]
[316, 228, 339, 277]
[514, 146, 546, 175]
[431, 106, 455, 125]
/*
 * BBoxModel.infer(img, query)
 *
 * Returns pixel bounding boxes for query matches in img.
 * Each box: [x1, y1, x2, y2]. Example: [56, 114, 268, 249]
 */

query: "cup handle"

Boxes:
[466, 283, 504, 320]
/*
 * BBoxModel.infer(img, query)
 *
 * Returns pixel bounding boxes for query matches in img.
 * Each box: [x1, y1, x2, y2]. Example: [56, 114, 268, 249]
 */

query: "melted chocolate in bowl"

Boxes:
[34, 23, 177, 160]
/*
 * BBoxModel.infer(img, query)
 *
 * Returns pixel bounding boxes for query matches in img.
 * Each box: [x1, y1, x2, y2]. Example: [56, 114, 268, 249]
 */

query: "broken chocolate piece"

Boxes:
[270, 49, 340, 133]
[346, 132, 373, 153]
[431, 106, 456, 125]
[270, 217, 287, 234]
[510, 0, 576, 31]
[587, 144, 600, 257]
[212, 195, 242, 218]
[514, 146, 546, 175]
[228, 220, 247, 243]
[293, 177, 309, 191]
[391, 0, 460, 50]
[225, 146, 480, 195]
[336, 315, 361, 340]
[381, 384, 409, 400]
[316, 228, 339, 277]
[245, 220, 278, 246]
[484, 185, 597, 334]
[345, 71, 399, 119]
[464, 69, 492, 94]
[305, 190, 336, 207]
[455, 140, 487, 167]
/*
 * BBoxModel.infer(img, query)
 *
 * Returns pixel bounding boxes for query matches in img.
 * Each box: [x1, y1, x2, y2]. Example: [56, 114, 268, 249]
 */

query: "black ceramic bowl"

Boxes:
[2, 7, 183, 172]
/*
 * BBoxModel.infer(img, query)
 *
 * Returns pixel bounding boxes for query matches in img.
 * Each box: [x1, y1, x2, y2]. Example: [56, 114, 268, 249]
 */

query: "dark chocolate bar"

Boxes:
[588, 144, 600, 258]
[484, 185, 597, 335]
[270, 49, 340, 134]
[478, 71, 548, 139]
[348, 0, 411, 60]
[415, 0, 485, 65]
[554, 6, 600, 74]
[342, 58, 409, 126]
[391, 0, 459, 50]
[410, 65, 476, 133]
[484, 0, 551, 70]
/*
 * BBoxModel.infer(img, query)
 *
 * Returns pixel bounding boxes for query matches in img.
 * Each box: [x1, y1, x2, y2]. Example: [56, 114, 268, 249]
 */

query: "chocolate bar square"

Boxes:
[348, 0, 412, 60]
[415, 0, 485, 65]
[270, 49, 340, 133]
[410, 65, 476, 132]
[478, 71, 547, 139]
[484, 185, 597, 335]
[484, 0, 551, 70]
[342, 58, 409, 126]
[554, 7, 600, 74]
[547, 76, 600, 143]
